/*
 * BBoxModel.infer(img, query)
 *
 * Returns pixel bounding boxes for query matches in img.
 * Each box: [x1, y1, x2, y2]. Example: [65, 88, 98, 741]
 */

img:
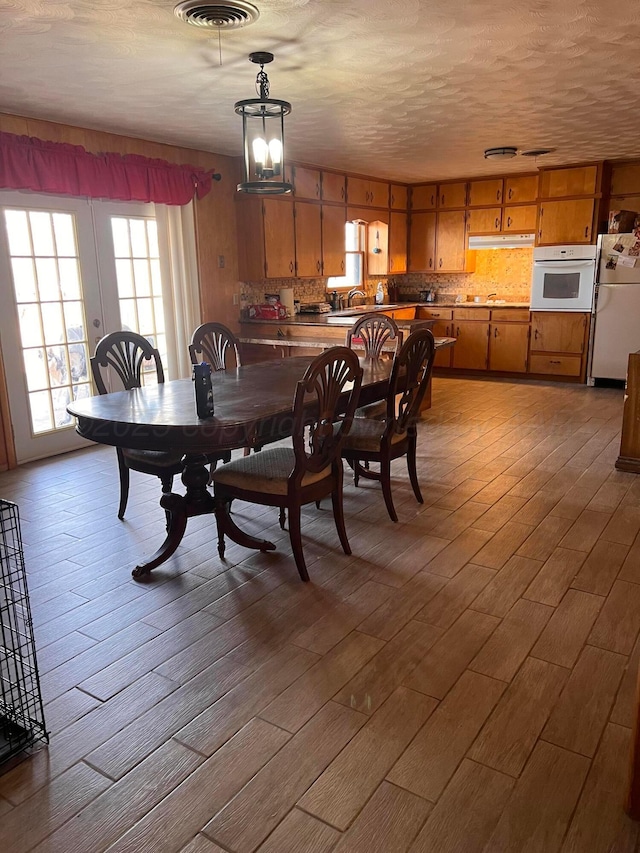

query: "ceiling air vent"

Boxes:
[173, 1, 260, 29]
[520, 148, 554, 157]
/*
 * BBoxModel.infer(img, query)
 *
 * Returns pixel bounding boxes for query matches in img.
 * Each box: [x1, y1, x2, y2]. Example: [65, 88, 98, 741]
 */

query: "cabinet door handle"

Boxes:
[494, 327, 498, 337]
[497, 189, 501, 201]
[441, 194, 445, 205]
[585, 226, 589, 239]
[316, 259, 321, 272]
[507, 216, 512, 227]
[390, 258, 394, 270]
[439, 258, 443, 268]
[508, 187, 513, 200]
[431, 194, 435, 206]
[429, 258, 433, 268]
[341, 259, 345, 272]
[456, 326, 460, 336]
[391, 194, 395, 206]
[341, 186, 345, 200]
[289, 260, 294, 274]
[550, 360, 561, 364]
[315, 183, 320, 198]
[534, 328, 539, 340]
[495, 217, 500, 229]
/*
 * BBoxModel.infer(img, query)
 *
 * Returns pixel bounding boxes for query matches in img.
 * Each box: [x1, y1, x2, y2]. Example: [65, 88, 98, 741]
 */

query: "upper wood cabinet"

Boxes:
[505, 174, 539, 203]
[467, 207, 502, 234]
[390, 185, 408, 210]
[439, 182, 468, 209]
[539, 165, 599, 198]
[367, 220, 389, 277]
[321, 171, 346, 203]
[294, 201, 322, 277]
[389, 211, 407, 273]
[411, 184, 437, 210]
[437, 210, 467, 271]
[409, 211, 437, 272]
[468, 179, 503, 207]
[538, 198, 595, 245]
[321, 205, 346, 277]
[292, 166, 321, 200]
[347, 176, 389, 208]
[504, 205, 537, 232]
[610, 163, 640, 197]
[263, 199, 296, 278]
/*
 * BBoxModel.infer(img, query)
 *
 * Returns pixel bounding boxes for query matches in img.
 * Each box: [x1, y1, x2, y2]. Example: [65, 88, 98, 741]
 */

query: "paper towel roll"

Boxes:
[279, 287, 295, 317]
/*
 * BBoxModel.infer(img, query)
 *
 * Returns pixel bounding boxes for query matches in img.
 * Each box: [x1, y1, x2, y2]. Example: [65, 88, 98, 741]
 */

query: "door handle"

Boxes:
[508, 187, 513, 200]
[289, 260, 294, 274]
[534, 328, 539, 339]
[316, 259, 321, 272]
[507, 216, 512, 227]
[456, 326, 460, 336]
[494, 327, 498, 337]
[497, 189, 501, 201]
[431, 194, 435, 206]
[495, 217, 500, 229]
[441, 194, 445, 205]
[439, 258, 443, 268]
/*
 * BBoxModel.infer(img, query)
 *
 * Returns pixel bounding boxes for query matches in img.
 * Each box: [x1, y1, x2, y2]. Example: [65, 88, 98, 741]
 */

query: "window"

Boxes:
[327, 220, 365, 290]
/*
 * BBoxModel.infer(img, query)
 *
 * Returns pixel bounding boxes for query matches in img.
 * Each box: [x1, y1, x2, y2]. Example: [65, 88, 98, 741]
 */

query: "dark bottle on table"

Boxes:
[193, 362, 214, 418]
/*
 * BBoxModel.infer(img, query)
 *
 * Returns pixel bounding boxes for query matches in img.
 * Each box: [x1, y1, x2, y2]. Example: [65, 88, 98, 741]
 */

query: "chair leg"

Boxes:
[279, 507, 286, 529]
[407, 435, 423, 504]
[116, 450, 130, 520]
[287, 504, 309, 582]
[331, 485, 352, 556]
[381, 458, 398, 523]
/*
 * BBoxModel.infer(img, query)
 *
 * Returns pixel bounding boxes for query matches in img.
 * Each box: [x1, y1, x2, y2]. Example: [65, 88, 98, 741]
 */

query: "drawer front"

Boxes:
[453, 308, 491, 321]
[417, 308, 453, 320]
[490, 309, 530, 322]
[529, 354, 582, 377]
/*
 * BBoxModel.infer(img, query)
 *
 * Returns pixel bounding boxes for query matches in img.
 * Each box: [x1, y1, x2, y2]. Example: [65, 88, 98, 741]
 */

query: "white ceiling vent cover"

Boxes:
[174, 1, 260, 29]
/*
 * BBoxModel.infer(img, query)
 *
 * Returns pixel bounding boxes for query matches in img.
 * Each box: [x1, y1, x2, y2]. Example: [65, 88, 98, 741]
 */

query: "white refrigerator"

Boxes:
[589, 233, 640, 383]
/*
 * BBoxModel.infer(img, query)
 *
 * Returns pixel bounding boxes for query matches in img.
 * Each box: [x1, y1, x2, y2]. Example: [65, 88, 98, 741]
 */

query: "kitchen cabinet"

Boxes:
[347, 176, 389, 208]
[322, 171, 346, 203]
[321, 204, 346, 277]
[529, 311, 589, 380]
[411, 184, 437, 210]
[390, 185, 408, 210]
[367, 220, 389, 277]
[467, 207, 502, 233]
[294, 201, 322, 277]
[530, 312, 587, 354]
[439, 181, 468, 209]
[504, 204, 537, 232]
[263, 198, 296, 278]
[409, 211, 436, 271]
[489, 323, 529, 372]
[293, 165, 321, 200]
[468, 179, 503, 207]
[389, 211, 407, 273]
[505, 175, 539, 203]
[437, 210, 468, 271]
[452, 319, 489, 369]
[418, 310, 454, 368]
[538, 198, 595, 244]
[539, 165, 599, 198]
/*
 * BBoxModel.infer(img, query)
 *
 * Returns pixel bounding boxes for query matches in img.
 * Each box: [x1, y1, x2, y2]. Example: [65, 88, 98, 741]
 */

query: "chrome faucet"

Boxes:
[347, 288, 366, 307]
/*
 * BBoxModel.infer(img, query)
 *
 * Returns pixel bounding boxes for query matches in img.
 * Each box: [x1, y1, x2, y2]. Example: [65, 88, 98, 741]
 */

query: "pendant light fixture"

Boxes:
[484, 146, 518, 160]
[235, 52, 293, 194]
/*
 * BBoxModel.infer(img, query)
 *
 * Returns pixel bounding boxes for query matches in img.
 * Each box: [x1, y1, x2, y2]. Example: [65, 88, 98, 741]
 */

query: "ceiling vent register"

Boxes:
[173, 1, 260, 29]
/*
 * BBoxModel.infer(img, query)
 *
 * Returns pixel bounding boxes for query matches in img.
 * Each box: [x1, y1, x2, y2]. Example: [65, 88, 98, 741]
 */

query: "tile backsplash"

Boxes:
[239, 248, 533, 308]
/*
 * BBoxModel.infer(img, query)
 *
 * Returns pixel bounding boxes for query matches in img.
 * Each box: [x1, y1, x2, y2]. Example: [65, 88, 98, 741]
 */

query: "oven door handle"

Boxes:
[533, 260, 595, 267]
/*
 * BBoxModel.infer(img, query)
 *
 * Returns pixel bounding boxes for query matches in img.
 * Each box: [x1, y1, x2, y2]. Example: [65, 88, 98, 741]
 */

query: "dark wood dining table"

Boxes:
[67, 355, 394, 578]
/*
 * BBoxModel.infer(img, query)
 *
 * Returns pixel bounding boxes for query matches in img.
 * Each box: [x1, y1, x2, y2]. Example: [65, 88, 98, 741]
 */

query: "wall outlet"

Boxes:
[218, 254, 225, 268]
[232, 293, 239, 306]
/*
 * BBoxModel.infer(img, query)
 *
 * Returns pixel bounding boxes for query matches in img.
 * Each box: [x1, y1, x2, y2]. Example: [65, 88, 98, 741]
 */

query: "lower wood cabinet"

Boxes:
[529, 311, 590, 380]
[489, 323, 529, 372]
[452, 320, 489, 369]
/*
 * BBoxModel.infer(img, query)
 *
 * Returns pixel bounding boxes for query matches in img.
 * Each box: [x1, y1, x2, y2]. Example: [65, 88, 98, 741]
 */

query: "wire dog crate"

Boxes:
[0, 500, 48, 762]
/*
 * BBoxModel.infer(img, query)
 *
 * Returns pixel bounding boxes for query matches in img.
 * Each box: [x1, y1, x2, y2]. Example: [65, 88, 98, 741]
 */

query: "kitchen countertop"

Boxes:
[407, 301, 531, 308]
[240, 304, 430, 328]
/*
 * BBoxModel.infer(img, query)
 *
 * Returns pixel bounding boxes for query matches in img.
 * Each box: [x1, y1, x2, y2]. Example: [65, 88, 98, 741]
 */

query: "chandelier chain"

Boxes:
[256, 67, 270, 100]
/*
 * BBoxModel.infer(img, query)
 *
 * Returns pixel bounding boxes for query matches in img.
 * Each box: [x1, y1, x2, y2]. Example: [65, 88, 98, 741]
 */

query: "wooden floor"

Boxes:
[0, 375, 638, 852]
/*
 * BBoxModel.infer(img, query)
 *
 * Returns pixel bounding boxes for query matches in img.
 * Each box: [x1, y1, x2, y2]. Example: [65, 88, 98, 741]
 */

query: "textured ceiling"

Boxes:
[1, 0, 640, 181]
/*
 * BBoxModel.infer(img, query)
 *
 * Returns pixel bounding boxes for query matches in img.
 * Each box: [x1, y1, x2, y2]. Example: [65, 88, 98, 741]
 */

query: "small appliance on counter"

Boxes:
[419, 288, 437, 303]
[299, 302, 331, 314]
[589, 233, 640, 383]
[530, 244, 597, 312]
[248, 302, 288, 320]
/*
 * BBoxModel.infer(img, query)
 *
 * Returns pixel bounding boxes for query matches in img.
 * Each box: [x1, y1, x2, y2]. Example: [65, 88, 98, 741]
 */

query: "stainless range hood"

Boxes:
[468, 233, 535, 249]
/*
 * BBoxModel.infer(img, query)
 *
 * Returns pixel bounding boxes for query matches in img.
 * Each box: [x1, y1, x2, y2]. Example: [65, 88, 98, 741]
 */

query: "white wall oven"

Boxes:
[530, 244, 597, 311]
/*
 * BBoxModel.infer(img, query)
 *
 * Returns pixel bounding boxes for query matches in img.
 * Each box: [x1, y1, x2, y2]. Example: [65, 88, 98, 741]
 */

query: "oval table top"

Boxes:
[67, 356, 394, 454]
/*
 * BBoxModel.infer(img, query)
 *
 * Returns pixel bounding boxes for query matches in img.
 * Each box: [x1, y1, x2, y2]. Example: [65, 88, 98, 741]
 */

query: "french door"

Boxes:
[0, 192, 170, 463]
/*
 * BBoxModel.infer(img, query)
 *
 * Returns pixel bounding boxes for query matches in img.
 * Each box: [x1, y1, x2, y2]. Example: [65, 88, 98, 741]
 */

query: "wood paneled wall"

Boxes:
[0, 111, 244, 468]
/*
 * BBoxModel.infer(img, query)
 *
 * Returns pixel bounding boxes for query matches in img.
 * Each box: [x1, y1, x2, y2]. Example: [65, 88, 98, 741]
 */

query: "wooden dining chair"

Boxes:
[189, 322, 241, 371]
[346, 314, 403, 420]
[341, 328, 436, 522]
[211, 346, 363, 581]
[91, 331, 185, 523]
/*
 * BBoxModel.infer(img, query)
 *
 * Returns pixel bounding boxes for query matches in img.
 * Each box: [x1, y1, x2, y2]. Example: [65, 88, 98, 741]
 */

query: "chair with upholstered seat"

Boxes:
[346, 314, 403, 420]
[341, 328, 436, 522]
[91, 331, 185, 523]
[189, 322, 241, 372]
[211, 346, 363, 581]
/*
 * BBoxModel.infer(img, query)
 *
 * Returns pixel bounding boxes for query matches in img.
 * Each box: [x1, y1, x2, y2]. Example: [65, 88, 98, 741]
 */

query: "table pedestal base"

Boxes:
[132, 453, 275, 578]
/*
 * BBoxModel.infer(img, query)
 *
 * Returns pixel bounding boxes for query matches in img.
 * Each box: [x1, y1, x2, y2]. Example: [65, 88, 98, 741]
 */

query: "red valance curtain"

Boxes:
[0, 132, 215, 205]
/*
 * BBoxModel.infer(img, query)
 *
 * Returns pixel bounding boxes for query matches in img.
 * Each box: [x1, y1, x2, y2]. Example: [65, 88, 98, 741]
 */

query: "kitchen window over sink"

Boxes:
[327, 220, 364, 290]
